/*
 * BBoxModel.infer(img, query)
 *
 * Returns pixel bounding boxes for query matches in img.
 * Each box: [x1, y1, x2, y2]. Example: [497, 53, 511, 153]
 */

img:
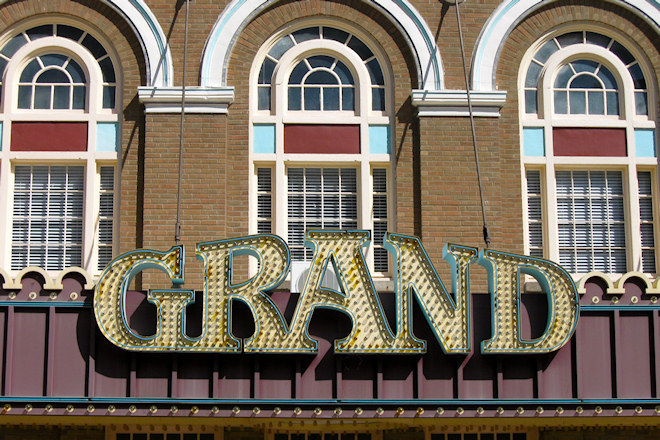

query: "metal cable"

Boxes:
[454, 0, 491, 247]
[175, 0, 190, 243]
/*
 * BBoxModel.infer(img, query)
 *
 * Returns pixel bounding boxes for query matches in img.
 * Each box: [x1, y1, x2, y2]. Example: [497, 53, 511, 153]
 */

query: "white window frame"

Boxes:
[249, 20, 395, 277]
[520, 26, 658, 277]
[0, 23, 120, 276]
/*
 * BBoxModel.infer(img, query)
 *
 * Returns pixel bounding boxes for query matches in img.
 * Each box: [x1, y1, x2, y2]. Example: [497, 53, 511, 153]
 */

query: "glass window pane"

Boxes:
[268, 35, 294, 59]
[26, 25, 54, 41]
[323, 87, 339, 110]
[258, 86, 271, 110]
[556, 31, 583, 47]
[323, 27, 349, 43]
[606, 91, 619, 115]
[306, 70, 337, 85]
[304, 87, 321, 110]
[586, 32, 611, 48]
[554, 91, 568, 114]
[570, 74, 601, 89]
[588, 91, 604, 114]
[572, 60, 598, 73]
[635, 92, 648, 116]
[308, 55, 334, 69]
[596, 67, 617, 90]
[292, 27, 319, 43]
[289, 61, 309, 84]
[628, 63, 646, 89]
[347, 36, 373, 60]
[20, 59, 40, 82]
[98, 57, 115, 82]
[288, 87, 301, 110]
[81, 34, 107, 59]
[609, 41, 634, 65]
[342, 87, 355, 111]
[259, 58, 276, 84]
[525, 90, 537, 114]
[534, 39, 559, 63]
[66, 59, 86, 83]
[554, 64, 573, 88]
[56, 24, 84, 41]
[37, 69, 69, 83]
[569, 91, 586, 114]
[334, 60, 354, 85]
[101, 85, 113, 109]
[41, 53, 67, 67]
[525, 62, 542, 87]
[366, 59, 384, 85]
[18, 85, 32, 108]
[372, 88, 385, 111]
[53, 85, 70, 109]
[34, 85, 51, 109]
[1, 33, 27, 58]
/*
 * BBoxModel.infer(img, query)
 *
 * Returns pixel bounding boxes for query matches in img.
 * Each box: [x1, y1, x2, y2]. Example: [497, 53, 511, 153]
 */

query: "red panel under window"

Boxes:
[284, 124, 360, 154]
[11, 122, 88, 151]
[553, 127, 626, 157]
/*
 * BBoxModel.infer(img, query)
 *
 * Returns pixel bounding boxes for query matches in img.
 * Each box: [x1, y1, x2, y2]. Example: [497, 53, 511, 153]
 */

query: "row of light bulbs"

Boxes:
[4, 404, 660, 416]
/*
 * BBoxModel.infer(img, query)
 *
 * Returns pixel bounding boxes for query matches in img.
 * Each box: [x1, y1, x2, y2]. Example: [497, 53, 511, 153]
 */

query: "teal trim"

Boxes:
[473, 0, 520, 88]
[0, 301, 89, 307]
[96, 122, 118, 152]
[369, 125, 390, 154]
[0, 397, 657, 405]
[391, 0, 441, 89]
[635, 129, 656, 157]
[128, 0, 170, 84]
[253, 124, 275, 154]
[523, 127, 545, 156]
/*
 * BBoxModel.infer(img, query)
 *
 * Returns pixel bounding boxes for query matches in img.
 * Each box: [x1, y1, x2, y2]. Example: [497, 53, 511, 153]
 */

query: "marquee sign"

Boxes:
[94, 231, 579, 355]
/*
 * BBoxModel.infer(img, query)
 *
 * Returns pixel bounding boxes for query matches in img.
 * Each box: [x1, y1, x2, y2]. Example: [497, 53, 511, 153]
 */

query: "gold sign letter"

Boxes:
[478, 250, 579, 353]
[386, 234, 477, 353]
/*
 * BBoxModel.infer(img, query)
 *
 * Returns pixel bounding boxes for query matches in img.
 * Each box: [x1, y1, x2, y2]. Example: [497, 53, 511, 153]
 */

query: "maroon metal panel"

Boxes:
[257, 355, 294, 399]
[93, 331, 130, 397]
[537, 339, 573, 399]
[134, 353, 170, 397]
[298, 338, 334, 399]
[458, 295, 495, 399]
[576, 313, 613, 398]
[553, 127, 627, 156]
[176, 355, 211, 398]
[380, 356, 414, 399]
[216, 354, 251, 398]
[7, 308, 47, 396]
[338, 356, 375, 399]
[284, 124, 360, 154]
[0, 309, 5, 394]
[49, 309, 89, 396]
[11, 122, 88, 151]
[616, 312, 652, 398]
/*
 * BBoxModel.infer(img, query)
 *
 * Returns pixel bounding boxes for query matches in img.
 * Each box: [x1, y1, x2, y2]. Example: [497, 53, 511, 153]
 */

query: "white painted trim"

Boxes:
[472, 0, 660, 92]
[200, 0, 443, 90]
[138, 86, 235, 113]
[411, 89, 507, 117]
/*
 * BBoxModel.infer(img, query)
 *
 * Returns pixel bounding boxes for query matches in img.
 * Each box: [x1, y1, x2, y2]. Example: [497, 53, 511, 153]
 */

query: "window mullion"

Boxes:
[83, 159, 96, 272]
[625, 161, 642, 272]
[545, 163, 560, 264]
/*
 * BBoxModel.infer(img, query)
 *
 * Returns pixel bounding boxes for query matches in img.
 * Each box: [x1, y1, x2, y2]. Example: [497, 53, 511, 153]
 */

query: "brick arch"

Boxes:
[474, 0, 660, 92]
[0, 0, 170, 87]
[202, 0, 441, 90]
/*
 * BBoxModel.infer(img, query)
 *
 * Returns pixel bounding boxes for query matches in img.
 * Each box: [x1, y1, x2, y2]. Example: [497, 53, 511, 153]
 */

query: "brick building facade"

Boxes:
[0, 0, 656, 438]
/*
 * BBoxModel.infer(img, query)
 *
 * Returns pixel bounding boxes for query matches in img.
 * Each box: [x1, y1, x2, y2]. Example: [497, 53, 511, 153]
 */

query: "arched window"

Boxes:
[251, 22, 392, 279]
[520, 29, 657, 276]
[0, 22, 120, 273]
